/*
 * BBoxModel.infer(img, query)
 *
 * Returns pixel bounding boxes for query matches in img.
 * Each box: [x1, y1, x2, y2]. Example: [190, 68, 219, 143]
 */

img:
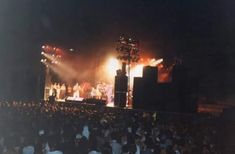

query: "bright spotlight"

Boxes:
[107, 57, 121, 77]
[69, 48, 74, 51]
[131, 64, 143, 77]
[42, 45, 45, 49]
[41, 51, 44, 55]
[149, 58, 163, 66]
[155, 58, 163, 65]
[150, 58, 156, 62]
[41, 59, 47, 62]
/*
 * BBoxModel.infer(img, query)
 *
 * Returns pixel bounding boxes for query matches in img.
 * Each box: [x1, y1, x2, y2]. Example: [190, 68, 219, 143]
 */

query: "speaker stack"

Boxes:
[142, 66, 158, 83]
[114, 75, 127, 108]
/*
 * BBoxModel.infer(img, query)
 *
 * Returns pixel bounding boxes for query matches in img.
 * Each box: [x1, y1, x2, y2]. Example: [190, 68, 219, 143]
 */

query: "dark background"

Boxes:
[0, 0, 234, 102]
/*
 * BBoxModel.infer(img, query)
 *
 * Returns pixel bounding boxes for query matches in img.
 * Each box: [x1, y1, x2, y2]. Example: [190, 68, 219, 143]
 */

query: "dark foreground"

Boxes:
[0, 101, 227, 154]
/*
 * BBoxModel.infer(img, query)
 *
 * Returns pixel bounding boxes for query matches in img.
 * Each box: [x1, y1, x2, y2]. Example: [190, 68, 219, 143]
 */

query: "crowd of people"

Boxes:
[0, 101, 222, 154]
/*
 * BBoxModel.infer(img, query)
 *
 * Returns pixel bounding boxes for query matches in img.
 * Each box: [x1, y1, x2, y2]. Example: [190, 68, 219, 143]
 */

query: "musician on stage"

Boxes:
[73, 82, 81, 100]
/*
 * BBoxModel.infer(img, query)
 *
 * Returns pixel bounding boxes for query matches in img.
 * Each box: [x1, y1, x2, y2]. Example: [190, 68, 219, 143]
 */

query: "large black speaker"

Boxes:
[114, 75, 128, 92]
[132, 77, 143, 109]
[172, 65, 188, 85]
[143, 66, 158, 83]
[114, 92, 126, 108]
[114, 75, 127, 107]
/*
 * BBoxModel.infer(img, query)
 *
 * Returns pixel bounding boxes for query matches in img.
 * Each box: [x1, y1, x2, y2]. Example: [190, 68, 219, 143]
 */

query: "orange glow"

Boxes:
[106, 57, 121, 77]
[42, 45, 64, 56]
[103, 57, 164, 85]
[158, 66, 173, 83]
[105, 57, 145, 79]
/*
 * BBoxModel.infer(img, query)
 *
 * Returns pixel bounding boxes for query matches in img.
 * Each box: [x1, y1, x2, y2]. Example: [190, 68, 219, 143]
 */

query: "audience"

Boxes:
[0, 101, 221, 154]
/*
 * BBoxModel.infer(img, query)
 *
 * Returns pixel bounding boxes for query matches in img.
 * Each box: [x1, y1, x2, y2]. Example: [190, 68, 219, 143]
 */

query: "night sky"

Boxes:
[0, 0, 235, 102]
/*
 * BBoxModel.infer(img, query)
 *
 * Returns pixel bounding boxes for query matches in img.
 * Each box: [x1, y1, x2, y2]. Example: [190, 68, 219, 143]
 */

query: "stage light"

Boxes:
[41, 59, 47, 62]
[155, 58, 163, 65]
[41, 51, 44, 55]
[131, 64, 143, 77]
[107, 57, 121, 77]
[149, 58, 163, 67]
[69, 48, 74, 51]
[42, 45, 45, 49]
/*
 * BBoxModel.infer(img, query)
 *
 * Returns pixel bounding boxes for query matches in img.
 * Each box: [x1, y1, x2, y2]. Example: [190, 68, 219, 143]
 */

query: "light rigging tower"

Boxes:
[116, 36, 140, 107]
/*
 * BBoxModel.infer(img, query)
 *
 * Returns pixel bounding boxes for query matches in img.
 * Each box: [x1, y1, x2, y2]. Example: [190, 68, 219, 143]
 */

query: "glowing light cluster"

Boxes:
[106, 57, 121, 77]
[149, 58, 163, 66]
[106, 57, 144, 78]
[131, 64, 144, 77]
[104, 57, 164, 90]
[105, 57, 163, 80]
[40, 59, 47, 62]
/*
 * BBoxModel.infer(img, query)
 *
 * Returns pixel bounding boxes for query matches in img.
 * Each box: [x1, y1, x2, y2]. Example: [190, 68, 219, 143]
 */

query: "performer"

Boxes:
[106, 84, 113, 104]
[67, 84, 73, 96]
[96, 83, 103, 99]
[90, 87, 97, 98]
[73, 82, 81, 100]
[60, 83, 66, 99]
[98, 82, 107, 100]
[52, 83, 57, 98]
[80, 82, 91, 98]
[48, 83, 57, 103]
[56, 83, 61, 99]
[49, 84, 54, 96]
